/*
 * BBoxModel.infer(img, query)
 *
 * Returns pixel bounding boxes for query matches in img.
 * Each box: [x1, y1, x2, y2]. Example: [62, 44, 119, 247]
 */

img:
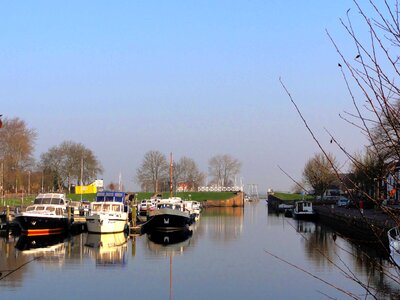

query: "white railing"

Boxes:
[198, 186, 243, 192]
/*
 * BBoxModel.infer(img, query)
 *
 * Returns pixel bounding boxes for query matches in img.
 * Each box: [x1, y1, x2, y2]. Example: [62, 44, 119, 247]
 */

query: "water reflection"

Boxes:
[15, 234, 67, 253]
[292, 218, 400, 298]
[84, 232, 128, 267]
[0, 202, 399, 299]
[201, 207, 243, 241]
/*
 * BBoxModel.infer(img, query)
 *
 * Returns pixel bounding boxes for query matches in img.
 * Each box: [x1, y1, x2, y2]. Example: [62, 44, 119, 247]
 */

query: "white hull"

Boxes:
[86, 214, 128, 234]
[388, 227, 400, 266]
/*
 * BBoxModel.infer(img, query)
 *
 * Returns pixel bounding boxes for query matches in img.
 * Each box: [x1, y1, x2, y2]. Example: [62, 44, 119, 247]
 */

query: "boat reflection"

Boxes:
[84, 232, 128, 267]
[146, 229, 193, 256]
[15, 234, 67, 253]
[15, 234, 67, 266]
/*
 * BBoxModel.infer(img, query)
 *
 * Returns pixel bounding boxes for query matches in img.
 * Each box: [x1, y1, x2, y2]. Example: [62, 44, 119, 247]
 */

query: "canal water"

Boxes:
[1, 200, 399, 299]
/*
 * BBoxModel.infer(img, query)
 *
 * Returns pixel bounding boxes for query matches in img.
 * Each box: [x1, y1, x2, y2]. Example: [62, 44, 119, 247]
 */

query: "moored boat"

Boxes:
[14, 193, 70, 236]
[184, 200, 201, 221]
[142, 197, 192, 233]
[387, 226, 400, 266]
[292, 201, 317, 220]
[86, 191, 128, 234]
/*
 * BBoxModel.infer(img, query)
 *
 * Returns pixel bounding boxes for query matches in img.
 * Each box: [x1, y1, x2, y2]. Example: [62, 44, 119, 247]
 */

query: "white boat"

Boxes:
[14, 193, 70, 236]
[292, 201, 317, 220]
[184, 200, 201, 220]
[387, 226, 400, 266]
[138, 199, 157, 217]
[86, 191, 128, 234]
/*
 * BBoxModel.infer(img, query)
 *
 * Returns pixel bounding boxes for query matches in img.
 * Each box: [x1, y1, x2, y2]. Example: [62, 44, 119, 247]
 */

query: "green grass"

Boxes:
[0, 196, 35, 207]
[273, 192, 314, 202]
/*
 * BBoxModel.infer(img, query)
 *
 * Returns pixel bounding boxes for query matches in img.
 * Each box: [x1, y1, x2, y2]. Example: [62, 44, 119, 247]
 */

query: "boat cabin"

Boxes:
[25, 205, 65, 216]
[33, 193, 67, 205]
[295, 201, 314, 213]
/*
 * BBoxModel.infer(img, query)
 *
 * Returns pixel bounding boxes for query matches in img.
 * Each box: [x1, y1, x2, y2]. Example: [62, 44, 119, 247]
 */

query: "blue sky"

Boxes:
[0, 1, 373, 192]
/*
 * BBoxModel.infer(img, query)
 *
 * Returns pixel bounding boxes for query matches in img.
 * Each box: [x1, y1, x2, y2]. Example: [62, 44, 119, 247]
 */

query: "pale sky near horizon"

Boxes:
[1, 1, 375, 193]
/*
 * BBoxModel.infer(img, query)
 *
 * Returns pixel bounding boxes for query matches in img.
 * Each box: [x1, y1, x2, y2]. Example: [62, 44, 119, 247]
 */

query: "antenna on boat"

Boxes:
[80, 157, 83, 202]
[170, 152, 173, 198]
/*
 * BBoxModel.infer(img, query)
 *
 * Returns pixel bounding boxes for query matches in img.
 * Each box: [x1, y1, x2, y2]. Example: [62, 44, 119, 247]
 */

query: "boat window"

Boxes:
[56, 208, 63, 215]
[42, 198, 52, 204]
[102, 204, 110, 211]
[34, 198, 43, 204]
[51, 198, 62, 205]
[47, 207, 56, 212]
[111, 204, 120, 212]
[92, 204, 102, 211]
[36, 206, 45, 211]
[106, 196, 114, 201]
[26, 206, 36, 212]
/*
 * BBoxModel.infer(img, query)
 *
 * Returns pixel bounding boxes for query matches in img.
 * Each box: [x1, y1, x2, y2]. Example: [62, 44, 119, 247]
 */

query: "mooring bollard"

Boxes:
[6, 205, 10, 224]
[131, 206, 137, 227]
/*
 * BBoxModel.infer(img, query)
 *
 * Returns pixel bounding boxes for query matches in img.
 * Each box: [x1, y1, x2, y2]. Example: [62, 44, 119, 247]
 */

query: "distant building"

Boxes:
[386, 161, 400, 203]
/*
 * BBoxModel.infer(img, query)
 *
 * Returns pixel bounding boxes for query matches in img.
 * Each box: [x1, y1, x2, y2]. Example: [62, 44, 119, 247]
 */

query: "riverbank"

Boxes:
[268, 193, 399, 244]
[315, 205, 398, 243]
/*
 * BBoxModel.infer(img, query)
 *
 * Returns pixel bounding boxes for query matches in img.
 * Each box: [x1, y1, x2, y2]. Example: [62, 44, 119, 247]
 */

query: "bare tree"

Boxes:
[326, 0, 400, 209]
[302, 153, 338, 200]
[174, 156, 205, 191]
[40, 141, 103, 192]
[349, 148, 387, 199]
[136, 150, 168, 193]
[0, 117, 37, 193]
[277, 1, 400, 298]
[208, 154, 241, 187]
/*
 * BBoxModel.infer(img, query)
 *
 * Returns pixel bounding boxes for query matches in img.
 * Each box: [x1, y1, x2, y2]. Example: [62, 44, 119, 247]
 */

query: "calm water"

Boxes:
[1, 200, 399, 300]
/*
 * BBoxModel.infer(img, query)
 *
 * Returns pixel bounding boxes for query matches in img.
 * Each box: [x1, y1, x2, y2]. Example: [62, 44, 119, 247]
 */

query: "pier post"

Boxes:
[6, 205, 9, 224]
[131, 206, 136, 227]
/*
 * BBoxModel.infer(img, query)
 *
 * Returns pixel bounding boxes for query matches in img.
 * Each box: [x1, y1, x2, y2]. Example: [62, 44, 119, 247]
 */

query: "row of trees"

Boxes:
[0, 117, 103, 194]
[135, 151, 241, 193]
[0, 117, 242, 194]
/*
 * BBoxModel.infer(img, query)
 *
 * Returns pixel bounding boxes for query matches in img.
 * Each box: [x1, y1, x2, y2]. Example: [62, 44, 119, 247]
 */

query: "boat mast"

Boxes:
[169, 152, 173, 198]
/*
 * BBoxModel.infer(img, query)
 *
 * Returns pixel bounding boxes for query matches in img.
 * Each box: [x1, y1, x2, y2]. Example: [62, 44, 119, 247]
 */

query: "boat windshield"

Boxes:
[158, 204, 173, 209]
[34, 197, 63, 205]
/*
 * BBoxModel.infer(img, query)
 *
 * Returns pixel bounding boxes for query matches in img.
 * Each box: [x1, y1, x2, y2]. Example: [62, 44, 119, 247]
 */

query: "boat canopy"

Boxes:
[96, 191, 126, 203]
[34, 193, 66, 205]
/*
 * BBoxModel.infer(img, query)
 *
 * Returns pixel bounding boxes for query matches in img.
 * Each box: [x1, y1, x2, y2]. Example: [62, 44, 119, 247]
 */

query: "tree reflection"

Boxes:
[298, 221, 400, 298]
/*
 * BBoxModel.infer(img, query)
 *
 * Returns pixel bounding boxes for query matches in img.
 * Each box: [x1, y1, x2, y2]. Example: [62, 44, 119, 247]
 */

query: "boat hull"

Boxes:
[86, 214, 127, 234]
[144, 208, 191, 232]
[388, 227, 400, 266]
[293, 212, 317, 221]
[14, 215, 69, 236]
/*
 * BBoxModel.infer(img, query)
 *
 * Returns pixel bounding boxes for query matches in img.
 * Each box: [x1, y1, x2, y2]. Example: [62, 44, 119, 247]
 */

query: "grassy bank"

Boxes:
[273, 192, 314, 202]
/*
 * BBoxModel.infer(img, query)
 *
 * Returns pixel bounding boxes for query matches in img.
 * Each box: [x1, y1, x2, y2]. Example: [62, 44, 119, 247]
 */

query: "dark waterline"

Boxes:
[1, 201, 399, 299]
